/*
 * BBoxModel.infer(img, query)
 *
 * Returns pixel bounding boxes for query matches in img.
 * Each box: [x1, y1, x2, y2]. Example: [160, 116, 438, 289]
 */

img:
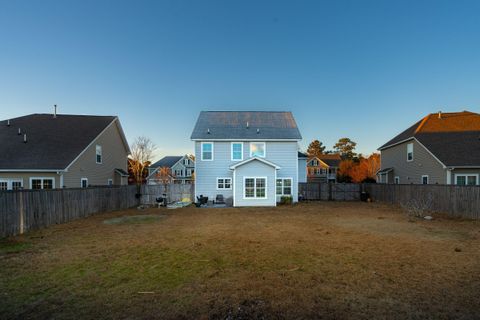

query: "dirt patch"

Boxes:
[0, 202, 479, 319]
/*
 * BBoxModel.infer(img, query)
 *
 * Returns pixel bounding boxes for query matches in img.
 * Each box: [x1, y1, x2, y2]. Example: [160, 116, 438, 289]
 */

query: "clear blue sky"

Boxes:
[1, 0, 479, 161]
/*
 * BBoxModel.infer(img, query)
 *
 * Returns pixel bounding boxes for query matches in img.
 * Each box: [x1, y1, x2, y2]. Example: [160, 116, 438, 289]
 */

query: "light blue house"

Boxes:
[191, 111, 303, 207]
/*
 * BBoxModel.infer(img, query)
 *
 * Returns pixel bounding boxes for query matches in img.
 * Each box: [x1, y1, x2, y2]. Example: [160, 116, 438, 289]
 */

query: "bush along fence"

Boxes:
[363, 183, 480, 220]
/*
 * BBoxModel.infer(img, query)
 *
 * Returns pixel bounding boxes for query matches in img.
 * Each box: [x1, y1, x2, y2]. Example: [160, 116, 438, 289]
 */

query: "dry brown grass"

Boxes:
[1, 202, 479, 319]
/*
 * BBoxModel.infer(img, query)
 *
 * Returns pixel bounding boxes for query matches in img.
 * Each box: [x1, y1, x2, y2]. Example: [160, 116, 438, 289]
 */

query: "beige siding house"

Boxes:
[378, 111, 480, 185]
[0, 112, 130, 190]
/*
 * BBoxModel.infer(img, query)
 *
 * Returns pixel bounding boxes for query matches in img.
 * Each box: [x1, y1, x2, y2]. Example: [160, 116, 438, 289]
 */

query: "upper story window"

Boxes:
[201, 142, 213, 161]
[96, 145, 102, 164]
[311, 159, 319, 166]
[81, 178, 88, 188]
[407, 143, 413, 162]
[422, 175, 429, 184]
[250, 142, 266, 158]
[184, 158, 191, 166]
[231, 142, 243, 161]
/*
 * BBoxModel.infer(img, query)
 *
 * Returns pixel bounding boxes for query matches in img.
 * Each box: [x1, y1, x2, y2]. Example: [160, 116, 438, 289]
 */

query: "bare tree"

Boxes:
[128, 136, 157, 192]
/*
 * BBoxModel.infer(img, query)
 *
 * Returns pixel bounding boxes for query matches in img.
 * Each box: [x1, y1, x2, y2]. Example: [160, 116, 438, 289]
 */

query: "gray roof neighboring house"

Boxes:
[298, 151, 308, 159]
[150, 156, 183, 169]
[190, 111, 302, 140]
[379, 111, 480, 167]
[0, 113, 129, 170]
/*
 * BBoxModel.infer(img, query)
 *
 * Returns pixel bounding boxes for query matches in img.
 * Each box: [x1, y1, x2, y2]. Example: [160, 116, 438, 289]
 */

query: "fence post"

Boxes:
[328, 183, 333, 201]
[19, 191, 24, 235]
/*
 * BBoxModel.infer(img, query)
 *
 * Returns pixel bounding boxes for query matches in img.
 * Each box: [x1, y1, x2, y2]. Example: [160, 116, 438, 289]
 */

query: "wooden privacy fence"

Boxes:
[299, 183, 361, 201]
[363, 183, 480, 220]
[0, 185, 138, 238]
[141, 184, 195, 205]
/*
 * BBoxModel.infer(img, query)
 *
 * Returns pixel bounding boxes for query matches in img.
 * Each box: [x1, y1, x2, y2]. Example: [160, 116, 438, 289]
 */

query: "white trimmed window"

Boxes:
[250, 142, 266, 158]
[421, 175, 429, 184]
[96, 145, 102, 164]
[407, 143, 413, 161]
[455, 174, 478, 185]
[175, 169, 183, 177]
[108, 179, 113, 186]
[30, 178, 54, 190]
[231, 142, 243, 161]
[311, 159, 319, 166]
[394, 176, 400, 184]
[81, 178, 88, 188]
[201, 142, 213, 161]
[244, 177, 266, 199]
[276, 178, 292, 196]
[0, 179, 23, 190]
[217, 178, 232, 190]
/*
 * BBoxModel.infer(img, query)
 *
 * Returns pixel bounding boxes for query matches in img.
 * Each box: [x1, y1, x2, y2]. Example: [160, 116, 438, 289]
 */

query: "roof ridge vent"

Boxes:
[54, 104, 57, 118]
[7, 119, 10, 126]
[438, 110, 442, 119]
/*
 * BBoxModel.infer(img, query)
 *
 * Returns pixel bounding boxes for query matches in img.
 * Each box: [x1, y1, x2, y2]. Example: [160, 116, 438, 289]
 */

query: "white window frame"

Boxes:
[394, 176, 400, 184]
[312, 159, 319, 166]
[276, 178, 293, 196]
[0, 180, 8, 191]
[175, 169, 183, 177]
[407, 143, 413, 162]
[108, 179, 113, 186]
[29, 177, 55, 190]
[455, 174, 479, 185]
[96, 145, 102, 164]
[81, 178, 88, 188]
[249, 142, 266, 158]
[231, 142, 244, 161]
[421, 175, 429, 184]
[0, 178, 23, 190]
[216, 177, 232, 190]
[243, 176, 267, 199]
[201, 142, 214, 161]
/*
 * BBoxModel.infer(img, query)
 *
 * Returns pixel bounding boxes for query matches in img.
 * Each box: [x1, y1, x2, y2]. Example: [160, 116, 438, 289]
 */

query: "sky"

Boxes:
[1, 0, 480, 161]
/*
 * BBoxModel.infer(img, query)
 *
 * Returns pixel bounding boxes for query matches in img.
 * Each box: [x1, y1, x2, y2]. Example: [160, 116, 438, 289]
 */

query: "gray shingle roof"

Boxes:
[0, 114, 117, 170]
[190, 111, 302, 140]
[150, 156, 183, 168]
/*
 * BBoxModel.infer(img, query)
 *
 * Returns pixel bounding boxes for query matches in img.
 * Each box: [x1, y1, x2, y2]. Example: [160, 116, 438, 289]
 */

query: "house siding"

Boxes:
[380, 139, 446, 184]
[298, 158, 307, 183]
[233, 161, 276, 207]
[195, 141, 299, 205]
[63, 120, 129, 188]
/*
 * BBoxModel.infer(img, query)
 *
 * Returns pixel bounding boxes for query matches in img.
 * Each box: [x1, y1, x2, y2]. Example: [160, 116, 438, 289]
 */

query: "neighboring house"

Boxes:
[191, 111, 302, 207]
[147, 155, 195, 184]
[298, 152, 308, 183]
[307, 154, 341, 183]
[0, 112, 130, 190]
[378, 111, 480, 185]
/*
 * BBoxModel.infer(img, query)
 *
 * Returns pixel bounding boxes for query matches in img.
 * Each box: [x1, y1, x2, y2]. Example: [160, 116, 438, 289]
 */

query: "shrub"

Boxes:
[280, 196, 293, 205]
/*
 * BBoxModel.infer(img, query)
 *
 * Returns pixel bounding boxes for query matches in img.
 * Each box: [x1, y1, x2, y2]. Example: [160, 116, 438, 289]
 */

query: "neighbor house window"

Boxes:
[81, 178, 88, 188]
[422, 175, 429, 184]
[30, 178, 54, 190]
[217, 178, 232, 190]
[175, 169, 183, 177]
[244, 177, 266, 199]
[312, 159, 319, 166]
[201, 142, 213, 161]
[250, 142, 266, 158]
[394, 176, 400, 184]
[231, 142, 243, 161]
[0, 181, 7, 190]
[276, 178, 292, 196]
[407, 143, 413, 161]
[96, 145, 102, 164]
[108, 179, 113, 186]
[0, 179, 23, 190]
[455, 174, 478, 185]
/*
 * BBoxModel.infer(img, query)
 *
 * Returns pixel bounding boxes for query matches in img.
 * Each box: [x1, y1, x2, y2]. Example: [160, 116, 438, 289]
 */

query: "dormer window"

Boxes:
[96, 145, 102, 164]
[407, 143, 413, 161]
[250, 142, 266, 158]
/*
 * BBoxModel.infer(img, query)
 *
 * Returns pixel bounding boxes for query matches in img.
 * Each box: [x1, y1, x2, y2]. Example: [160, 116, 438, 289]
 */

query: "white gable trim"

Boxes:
[229, 157, 281, 170]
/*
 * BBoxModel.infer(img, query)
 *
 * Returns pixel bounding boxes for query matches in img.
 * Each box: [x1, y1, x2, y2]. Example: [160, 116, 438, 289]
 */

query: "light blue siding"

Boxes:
[233, 160, 276, 206]
[298, 158, 307, 183]
[195, 141, 299, 206]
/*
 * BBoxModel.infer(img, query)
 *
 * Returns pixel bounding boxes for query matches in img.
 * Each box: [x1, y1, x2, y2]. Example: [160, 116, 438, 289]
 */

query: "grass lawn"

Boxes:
[1, 202, 479, 319]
